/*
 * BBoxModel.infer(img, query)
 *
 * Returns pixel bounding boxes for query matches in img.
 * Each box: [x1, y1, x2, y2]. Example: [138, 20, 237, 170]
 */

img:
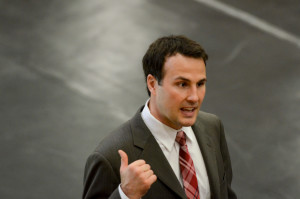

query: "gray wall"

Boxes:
[1, 0, 299, 198]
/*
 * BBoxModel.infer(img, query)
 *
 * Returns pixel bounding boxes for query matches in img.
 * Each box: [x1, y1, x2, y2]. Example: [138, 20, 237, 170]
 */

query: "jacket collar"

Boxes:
[193, 116, 221, 199]
[130, 106, 187, 199]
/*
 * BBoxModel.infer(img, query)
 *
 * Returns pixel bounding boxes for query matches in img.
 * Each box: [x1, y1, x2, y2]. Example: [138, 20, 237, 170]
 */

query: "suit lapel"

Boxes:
[130, 108, 187, 199]
[192, 122, 221, 199]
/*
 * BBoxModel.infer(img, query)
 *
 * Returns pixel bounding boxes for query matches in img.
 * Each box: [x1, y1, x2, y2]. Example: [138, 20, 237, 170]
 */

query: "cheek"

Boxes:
[161, 90, 179, 109]
[159, 86, 185, 109]
[157, 89, 171, 109]
[169, 92, 185, 109]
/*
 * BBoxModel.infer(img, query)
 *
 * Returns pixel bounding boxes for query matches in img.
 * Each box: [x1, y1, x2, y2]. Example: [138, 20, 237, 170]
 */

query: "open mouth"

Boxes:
[180, 107, 196, 112]
[180, 107, 198, 117]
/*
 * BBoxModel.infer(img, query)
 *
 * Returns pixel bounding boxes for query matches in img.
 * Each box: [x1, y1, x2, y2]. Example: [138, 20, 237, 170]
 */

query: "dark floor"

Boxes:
[0, 0, 299, 198]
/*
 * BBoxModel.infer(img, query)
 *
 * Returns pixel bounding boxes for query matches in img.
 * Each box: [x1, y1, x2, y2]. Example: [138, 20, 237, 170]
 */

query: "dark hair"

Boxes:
[142, 35, 208, 96]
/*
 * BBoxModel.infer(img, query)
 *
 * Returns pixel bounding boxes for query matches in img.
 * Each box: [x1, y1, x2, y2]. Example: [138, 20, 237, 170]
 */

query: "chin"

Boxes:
[180, 118, 197, 127]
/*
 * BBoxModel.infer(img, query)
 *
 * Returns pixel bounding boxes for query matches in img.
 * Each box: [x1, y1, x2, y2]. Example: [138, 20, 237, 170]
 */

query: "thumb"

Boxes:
[118, 150, 128, 172]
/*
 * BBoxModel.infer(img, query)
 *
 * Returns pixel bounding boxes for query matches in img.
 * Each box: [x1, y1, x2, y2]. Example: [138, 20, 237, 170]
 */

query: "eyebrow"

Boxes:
[174, 76, 207, 83]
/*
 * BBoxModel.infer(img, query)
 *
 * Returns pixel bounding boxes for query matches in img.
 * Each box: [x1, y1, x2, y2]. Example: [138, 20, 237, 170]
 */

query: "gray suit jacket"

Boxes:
[83, 106, 237, 199]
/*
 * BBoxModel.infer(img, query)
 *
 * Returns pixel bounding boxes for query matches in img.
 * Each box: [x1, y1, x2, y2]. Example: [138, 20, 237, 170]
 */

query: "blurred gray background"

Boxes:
[0, 0, 299, 198]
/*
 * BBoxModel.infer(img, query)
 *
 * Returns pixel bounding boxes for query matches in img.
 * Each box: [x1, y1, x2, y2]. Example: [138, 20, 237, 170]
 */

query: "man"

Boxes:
[83, 35, 237, 199]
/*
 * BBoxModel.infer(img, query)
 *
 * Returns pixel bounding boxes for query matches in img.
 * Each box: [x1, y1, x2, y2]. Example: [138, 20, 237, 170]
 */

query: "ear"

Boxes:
[147, 74, 157, 96]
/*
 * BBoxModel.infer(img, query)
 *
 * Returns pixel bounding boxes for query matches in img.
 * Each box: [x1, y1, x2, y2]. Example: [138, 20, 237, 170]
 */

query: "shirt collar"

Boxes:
[141, 99, 194, 151]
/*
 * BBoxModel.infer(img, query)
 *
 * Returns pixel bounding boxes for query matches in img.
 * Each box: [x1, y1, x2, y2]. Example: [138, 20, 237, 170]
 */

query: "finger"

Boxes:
[118, 150, 128, 172]
[143, 169, 154, 178]
[146, 174, 157, 185]
[139, 164, 151, 172]
[129, 159, 146, 167]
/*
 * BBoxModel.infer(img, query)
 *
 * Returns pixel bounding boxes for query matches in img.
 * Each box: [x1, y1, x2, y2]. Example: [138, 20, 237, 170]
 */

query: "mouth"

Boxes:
[180, 107, 197, 112]
[180, 107, 198, 117]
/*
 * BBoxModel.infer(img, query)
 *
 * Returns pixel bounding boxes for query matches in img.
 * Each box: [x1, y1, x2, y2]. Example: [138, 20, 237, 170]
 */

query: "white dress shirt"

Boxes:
[119, 100, 210, 199]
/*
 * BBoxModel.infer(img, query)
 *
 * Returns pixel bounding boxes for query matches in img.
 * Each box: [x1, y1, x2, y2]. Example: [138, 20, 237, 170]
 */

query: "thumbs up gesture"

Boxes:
[118, 150, 157, 199]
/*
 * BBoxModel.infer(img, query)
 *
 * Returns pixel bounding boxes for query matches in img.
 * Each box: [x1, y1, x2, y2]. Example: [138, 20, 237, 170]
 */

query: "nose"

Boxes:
[186, 85, 199, 103]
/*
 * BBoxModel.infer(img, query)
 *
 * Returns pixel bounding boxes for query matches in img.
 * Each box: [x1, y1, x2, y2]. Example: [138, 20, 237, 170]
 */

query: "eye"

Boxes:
[178, 82, 187, 88]
[197, 81, 206, 87]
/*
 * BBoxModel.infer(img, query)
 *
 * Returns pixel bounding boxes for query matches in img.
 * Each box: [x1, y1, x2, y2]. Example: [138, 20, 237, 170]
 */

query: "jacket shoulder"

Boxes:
[197, 111, 221, 124]
[194, 111, 223, 138]
[94, 119, 133, 155]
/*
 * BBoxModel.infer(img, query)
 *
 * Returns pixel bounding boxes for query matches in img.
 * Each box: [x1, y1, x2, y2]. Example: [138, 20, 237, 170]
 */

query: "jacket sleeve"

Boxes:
[82, 152, 121, 199]
[219, 120, 237, 199]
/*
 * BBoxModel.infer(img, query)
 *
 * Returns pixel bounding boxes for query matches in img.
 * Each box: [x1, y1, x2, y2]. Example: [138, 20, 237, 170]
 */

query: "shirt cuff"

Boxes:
[118, 184, 129, 199]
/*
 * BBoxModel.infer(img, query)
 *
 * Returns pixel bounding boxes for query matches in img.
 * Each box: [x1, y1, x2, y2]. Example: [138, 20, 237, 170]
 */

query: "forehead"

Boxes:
[163, 54, 206, 80]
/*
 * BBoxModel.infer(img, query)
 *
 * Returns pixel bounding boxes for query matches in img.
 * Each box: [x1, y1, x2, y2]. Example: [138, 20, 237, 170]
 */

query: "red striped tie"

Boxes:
[176, 131, 200, 199]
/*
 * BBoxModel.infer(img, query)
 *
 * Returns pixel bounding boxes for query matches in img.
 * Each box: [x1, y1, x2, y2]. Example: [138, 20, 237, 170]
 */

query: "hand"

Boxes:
[118, 150, 157, 199]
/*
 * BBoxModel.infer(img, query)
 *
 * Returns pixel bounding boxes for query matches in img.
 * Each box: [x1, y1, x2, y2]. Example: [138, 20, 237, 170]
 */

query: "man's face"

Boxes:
[148, 53, 207, 130]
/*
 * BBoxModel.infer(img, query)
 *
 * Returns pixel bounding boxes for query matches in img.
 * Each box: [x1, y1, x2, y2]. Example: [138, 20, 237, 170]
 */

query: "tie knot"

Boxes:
[176, 131, 187, 146]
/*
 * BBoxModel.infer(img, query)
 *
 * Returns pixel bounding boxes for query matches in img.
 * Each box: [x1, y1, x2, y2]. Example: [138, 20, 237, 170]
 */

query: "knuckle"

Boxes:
[128, 165, 139, 174]
[127, 164, 134, 171]
[134, 169, 142, 175]
[141, 181, 149, 190]
[140, 160, 146, 164]
[142, 179, 147, 184]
